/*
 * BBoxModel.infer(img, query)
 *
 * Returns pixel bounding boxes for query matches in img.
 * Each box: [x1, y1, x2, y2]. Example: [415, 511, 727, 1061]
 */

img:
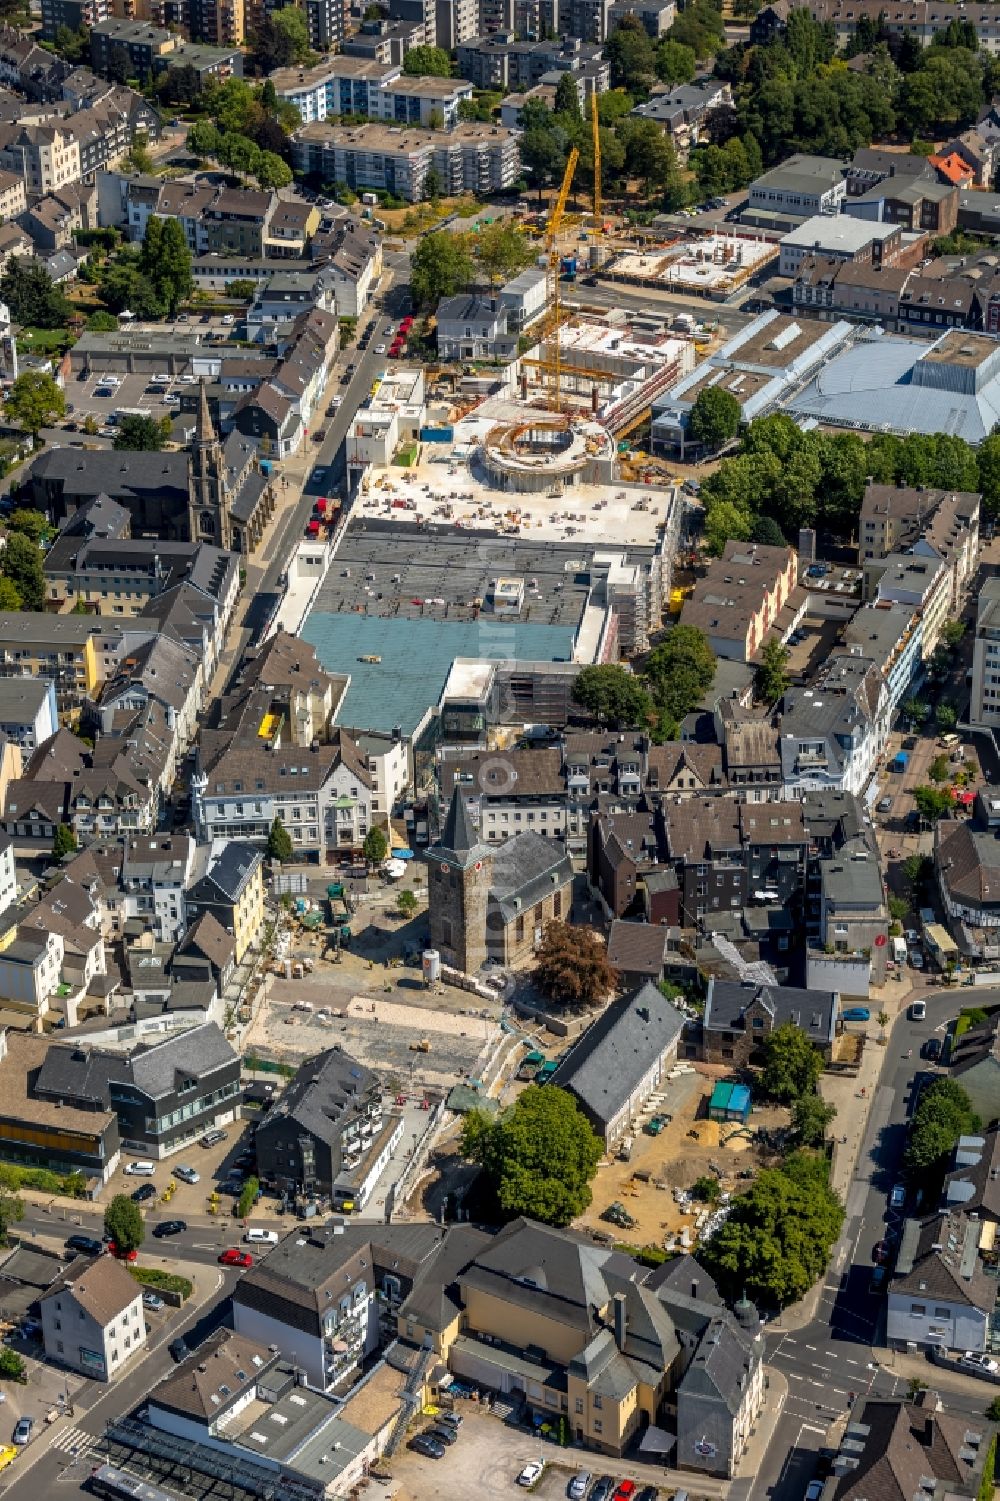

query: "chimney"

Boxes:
[613, 1292, 627, 1350]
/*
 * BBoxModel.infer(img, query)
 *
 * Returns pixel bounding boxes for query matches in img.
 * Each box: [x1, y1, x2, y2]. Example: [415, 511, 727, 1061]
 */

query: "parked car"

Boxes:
[589, 1479, 615, 1501]
[200, 1130, 226, 1148]
[636, 1489, 658, 1501]
[219, 1248, 253, 1268]
[173, 1165, 200, 1184]
[870, 1265, 887, 1293]
[65, 1234, 102, 1256]
[153, 1219, 187, 1238]
[427, 1425, 458, 1447]
[124, 1161, 155, 1176]
[131, 1184, 156, 1204]
[960, 1352, 1000, 1373]
[142, 1292, 165, 1311]
[872, 1239, 891, 1264]
[409, 1433, 445, 1459]
[518, 1460, 545, 1487]
[890, 1184, 906, 1208]
[168, 1337, 189, 1363]
[842, 1007, 870, 1022]
[877, 796, 893, 812]
[12, 1419, 31, 1446]
[570, 1474, 592, 1499]
[435, 1411, 462, 1430]
[922, 1038, 942, 1061]
[613, 1483, 636, 1501]
[106, 1244, 138, 1262]
[805, 1483, 824, 1501]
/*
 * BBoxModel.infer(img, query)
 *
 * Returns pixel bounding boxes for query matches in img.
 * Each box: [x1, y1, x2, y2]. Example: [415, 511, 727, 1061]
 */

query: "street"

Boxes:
[755, 990, 998, 1501]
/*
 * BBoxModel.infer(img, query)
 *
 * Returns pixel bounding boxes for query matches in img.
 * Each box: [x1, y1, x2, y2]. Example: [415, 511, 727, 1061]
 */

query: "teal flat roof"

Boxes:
[301, 613, 577, 735]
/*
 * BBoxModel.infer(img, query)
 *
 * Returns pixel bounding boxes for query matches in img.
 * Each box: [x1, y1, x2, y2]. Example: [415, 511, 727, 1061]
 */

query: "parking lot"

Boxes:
[67, 371, 188, 435]
[388, 1407, 684, 1501]
[101, 1119, 259, 1226]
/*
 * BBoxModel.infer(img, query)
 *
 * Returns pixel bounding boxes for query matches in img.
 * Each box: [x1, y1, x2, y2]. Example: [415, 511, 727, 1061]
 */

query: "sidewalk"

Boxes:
[736, 1367, 788, 1481]
[873, 1346, 998, 1407]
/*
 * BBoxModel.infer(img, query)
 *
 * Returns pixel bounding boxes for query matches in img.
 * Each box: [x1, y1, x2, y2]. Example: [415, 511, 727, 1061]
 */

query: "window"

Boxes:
[593, 1395, 602, 1409]
[593, 1420, 602, 1434]
[575, 1398, 583, 1414]
[910, 1303, 926, 1316]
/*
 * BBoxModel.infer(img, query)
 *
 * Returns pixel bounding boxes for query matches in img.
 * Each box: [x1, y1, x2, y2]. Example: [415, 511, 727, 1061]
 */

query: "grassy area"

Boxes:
[131, 1267, 192, 1298]
[16, 326, 71, 356]
[0, 1163, 86, 1197]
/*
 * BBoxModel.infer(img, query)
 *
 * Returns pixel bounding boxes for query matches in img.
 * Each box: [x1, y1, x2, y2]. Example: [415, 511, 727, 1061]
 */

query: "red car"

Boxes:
[106, 1243, 138, 1262]
[612, 1483, 636, 1501]
[219, 1248, 253, 1268]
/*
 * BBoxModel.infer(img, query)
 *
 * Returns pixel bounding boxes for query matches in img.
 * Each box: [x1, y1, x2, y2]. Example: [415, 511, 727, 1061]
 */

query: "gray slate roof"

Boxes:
[549, 982, 685, 1132]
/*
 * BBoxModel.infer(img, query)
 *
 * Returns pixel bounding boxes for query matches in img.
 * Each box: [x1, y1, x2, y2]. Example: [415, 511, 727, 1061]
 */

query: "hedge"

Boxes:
[0, 1163, 86, 1197]
[130, 1267, 193, 1298]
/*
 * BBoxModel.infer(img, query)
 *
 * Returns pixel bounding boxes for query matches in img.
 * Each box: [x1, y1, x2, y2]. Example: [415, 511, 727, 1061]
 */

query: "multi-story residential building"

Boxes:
[0, 1031, 119, 1183]
[607, 0, 674, 34]
[818, 835, 888, 977]
[40, 1254, 147, 1381]
[866, 549, 951, 660]
[35, 1021, 241, 1159]
[120, 835, 195, 944]
[184, 841, 265, 965]
[291, 121, 519, 202]
[0, 680, 58, 752]
[271, 57, 397, 122]
[680, 540, 799, 663]
[436, 293, 517, 360]
[779, 654, 888, 797]
[41, 0, 109, 37]
[440, 746, 566, 842]
[0, 167, 26, 222]
[370, 74, 474, 128]
[455, 32, 607, 91]
[751, 0, 1000, 55]
[202, 187, 275, 258]
[842, 603, 923, 724]
[0, 123, 80, 196]
[887, 1211, 994, 1352]
[90, 17, 177, 77]
[188, 0, 244, 46]
[437, 0, 481, 44]
[970, 578, 1000, 732]
[701, 978, 838, 1066]
[662, 795, 746, 925]
[0, 612, 102, 709]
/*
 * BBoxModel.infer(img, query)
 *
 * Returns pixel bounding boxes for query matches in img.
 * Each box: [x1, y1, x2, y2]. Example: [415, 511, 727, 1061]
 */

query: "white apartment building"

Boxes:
[41, 1255, 148, 1382]
[0, 124, 80, 196]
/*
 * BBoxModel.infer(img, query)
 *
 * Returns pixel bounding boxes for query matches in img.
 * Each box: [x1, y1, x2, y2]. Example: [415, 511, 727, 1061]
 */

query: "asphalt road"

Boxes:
[753, 990, 999, 1501]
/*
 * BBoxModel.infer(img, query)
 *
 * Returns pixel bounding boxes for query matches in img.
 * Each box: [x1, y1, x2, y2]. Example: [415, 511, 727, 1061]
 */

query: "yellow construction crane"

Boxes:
[545, 144, 579, 414]
[591, 92, 601, 241]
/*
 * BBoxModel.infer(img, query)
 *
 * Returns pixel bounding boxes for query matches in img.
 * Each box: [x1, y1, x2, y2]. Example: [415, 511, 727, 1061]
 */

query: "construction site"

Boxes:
[603, 232, 778, 300]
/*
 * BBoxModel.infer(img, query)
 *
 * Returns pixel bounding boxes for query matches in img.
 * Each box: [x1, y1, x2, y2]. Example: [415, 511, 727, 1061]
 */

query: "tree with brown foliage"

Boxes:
[533, 921, 617, 1009]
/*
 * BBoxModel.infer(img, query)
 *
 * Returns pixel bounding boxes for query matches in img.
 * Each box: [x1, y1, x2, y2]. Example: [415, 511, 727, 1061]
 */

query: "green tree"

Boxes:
[0, 260, 71, 329]
[936, 701, 958, 732]
[520, 123, 568, 201]
[52, 823, 77, 860]
[260, 5, 311, 65]
[461, 1085, 603, 1226]
[6, 508, 49, 544]
[904, 1076, 978, 1177]
[411, 229, 474, 308]
[86, 310, 119, 331]
[0, 578, 21, 610]
[986, 1396, 1000, 1422]
[237, 1176, 260, 1219]
[0, 1348, 25, 1383]
[902, 853, 930, 897]
[914, 785, 954, 821]
[699, 1152, 843, 1307]
[104, 1193, 144, 1254]
[571, 663, 651, 727]
[690, 1174, 722, 1203]
[791, 1093, 837, 1148]
[363, 826, 389, 867]
[402, 44, 452, 75]
[760, 1022, 824, 1102]
[187, 118, 222, 156]
[127, 129, 154, 174]
[689, 385, 741, 451]
[902, 695, 929, 725]
[656, 37, 697, 84]
[751, 515, 787, 547]
[5, 371, 65, 447]
[756, 638, 790, 704]
[941, 619, 965, 650]
[606, 17, 657, 94]
[645, 625, 716, 736]
[888, 895, 909, 923]
[475, 222, 535, 286]
[113, 413, 167, 451]
[397, 887, 418, 918]
[424, 166, 442, 202]
[140, 215, 192, 317]
[0, 1189, 23, 1246]
[554, 70, 582, 118]
[256, 150, 293, 189]
[704, 499, 753, 556]
[1, 533, 45, 611]
[929, 753, 950, 783]
[533, 921, 618, 1009]
[267, 816, 293, 863]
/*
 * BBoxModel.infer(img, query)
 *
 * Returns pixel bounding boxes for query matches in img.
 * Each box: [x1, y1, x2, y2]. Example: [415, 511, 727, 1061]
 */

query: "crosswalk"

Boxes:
[50, 1425, 96, 1458]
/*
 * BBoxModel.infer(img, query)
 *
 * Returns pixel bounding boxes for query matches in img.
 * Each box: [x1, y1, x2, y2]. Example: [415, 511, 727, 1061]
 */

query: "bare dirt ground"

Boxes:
[574, 1069, 791, 1253]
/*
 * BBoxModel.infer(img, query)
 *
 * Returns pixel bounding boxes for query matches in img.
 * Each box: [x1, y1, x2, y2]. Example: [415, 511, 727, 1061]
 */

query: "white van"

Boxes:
[244, 1228, 279, 1245]
[891, 935, 907, 965]
[124, 1160, 155, 1176]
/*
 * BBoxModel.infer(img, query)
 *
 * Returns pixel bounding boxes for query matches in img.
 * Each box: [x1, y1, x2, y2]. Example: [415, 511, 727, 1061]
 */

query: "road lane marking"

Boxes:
[805, 1345, 817, 1351]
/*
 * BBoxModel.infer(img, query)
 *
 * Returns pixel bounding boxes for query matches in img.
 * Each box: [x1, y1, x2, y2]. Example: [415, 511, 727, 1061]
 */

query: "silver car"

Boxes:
[570, 1475, 592, 1500]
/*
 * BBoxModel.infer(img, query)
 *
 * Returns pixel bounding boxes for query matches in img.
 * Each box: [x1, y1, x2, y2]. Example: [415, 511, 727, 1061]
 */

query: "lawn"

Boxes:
[16, 327, 70, 356]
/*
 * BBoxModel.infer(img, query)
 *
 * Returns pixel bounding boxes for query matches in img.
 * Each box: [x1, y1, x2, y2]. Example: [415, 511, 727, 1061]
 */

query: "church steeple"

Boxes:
[195, 376, 216, 446]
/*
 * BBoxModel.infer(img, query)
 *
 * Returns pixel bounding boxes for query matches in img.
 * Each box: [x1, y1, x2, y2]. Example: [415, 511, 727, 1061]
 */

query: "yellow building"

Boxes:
[185, 840, 264, 965]
[0, 613, 102, 709]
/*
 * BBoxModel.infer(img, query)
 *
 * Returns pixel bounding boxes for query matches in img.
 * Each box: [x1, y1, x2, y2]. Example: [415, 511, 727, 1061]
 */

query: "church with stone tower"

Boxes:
[190, 380, 275, 555]
[427, 788, 574, 973]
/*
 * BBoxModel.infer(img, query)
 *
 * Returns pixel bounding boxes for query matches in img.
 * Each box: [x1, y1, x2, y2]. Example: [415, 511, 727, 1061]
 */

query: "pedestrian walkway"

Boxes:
[49, 1426, 94, 1458]
[735, 1368, 788, 1481]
